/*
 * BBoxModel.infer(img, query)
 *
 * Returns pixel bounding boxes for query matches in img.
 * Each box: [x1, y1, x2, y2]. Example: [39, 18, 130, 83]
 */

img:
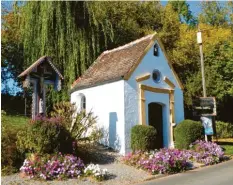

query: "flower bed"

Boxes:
[122, 141, 225, 175]
[190, 140, 224, 165]
[138, 149, 193, 174]
[20, 153, 85, 180]
[20, 153, 108, 181]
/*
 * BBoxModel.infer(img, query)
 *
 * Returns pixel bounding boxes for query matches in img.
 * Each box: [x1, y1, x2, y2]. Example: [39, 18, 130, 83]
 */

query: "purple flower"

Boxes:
[20, 154, 85, 180]
[190, 140, 224, 165]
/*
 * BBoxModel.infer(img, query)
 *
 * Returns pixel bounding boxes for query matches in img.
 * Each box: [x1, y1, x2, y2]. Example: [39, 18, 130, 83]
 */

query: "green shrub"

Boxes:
[216, 121, 233, 138]
[1, 111, 25, 175]
[131, 125, 157, 152]
[16, 117, 74, 155]
[51, 101, 102, 142]
[174, 119, 204, 149]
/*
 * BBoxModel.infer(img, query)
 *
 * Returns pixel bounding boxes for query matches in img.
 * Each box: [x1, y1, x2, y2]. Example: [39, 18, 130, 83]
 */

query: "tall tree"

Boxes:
[227, 1, 233, 29]
[159, 3, 181, 52]
[199, 1, 228, 26]
[5, 1, 232, 122]
[1, 2, 24, 94]
[18, 1, 163, 103]
[168, 0, 197, 26]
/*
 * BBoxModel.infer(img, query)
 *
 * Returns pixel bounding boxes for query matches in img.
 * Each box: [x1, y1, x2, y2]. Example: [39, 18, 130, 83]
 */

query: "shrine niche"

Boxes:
[18, 56, 64, 119]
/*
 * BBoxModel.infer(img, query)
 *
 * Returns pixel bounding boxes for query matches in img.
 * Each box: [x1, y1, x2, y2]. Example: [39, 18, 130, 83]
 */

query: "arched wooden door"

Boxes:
[148, 103, 163, 149]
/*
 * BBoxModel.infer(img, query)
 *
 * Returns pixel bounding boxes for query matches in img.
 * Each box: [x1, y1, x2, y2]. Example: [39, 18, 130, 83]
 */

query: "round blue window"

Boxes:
[152, 69, 161, 83]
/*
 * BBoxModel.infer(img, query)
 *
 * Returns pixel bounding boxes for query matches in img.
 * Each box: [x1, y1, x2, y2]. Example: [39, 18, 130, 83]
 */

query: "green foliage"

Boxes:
[168, 0, 197, 26]
[1, 2, 24, 93]
[51, 101, 102, 142]
[12, 1, 164, 104]
[16, 118, 74, 154]
[131, 125, 157, 152]
[216, 121, 233, 138]
[2, 1, 233, 123]
[170, 23, 233, 123]
[199, 2, 228, 26]
[159, 4, 180, 51]
[174, 120, 204, 149]
[1, 111, 26, 175]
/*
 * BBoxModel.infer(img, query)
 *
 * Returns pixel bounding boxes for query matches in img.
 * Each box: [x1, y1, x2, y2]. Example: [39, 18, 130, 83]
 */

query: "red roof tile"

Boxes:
[71, 33, 155, 90]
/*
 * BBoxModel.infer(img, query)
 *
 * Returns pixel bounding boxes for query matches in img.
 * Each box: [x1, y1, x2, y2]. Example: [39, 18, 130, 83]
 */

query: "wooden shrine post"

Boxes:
[18, 56, 64, 120]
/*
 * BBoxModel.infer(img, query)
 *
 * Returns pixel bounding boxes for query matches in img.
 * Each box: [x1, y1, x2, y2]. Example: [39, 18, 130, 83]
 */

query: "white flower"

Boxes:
[95, 172, 100, 176]
[84, 164, 108, 179]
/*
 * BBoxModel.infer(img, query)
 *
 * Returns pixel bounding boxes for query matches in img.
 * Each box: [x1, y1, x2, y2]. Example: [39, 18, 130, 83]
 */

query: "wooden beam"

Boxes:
[136, 73, 151, 82]
[139, 84, 146, 125]
[169, 89, 175, 148]
[170, 89, 175, 123]
[141, 84, 171, 94]
[164, 76, 175, 89]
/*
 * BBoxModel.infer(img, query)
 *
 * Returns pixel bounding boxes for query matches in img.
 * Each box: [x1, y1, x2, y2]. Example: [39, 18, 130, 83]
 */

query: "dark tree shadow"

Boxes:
[105, 173, 117, 180]
[77, 142, 119, 165]
[216, 141, 233, 146]
[76, 112, 121, 165]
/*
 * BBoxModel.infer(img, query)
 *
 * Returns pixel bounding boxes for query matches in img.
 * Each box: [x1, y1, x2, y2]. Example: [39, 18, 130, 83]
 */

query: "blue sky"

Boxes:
[187, 1, 202, 16]
[161, 1, 202, 16]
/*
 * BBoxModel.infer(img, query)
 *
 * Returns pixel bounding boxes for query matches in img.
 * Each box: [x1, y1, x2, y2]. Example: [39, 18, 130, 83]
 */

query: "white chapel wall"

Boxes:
[70, 80, 126, 154]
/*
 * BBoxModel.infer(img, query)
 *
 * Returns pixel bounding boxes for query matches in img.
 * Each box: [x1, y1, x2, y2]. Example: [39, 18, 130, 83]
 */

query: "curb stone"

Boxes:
[141, 162, 205, 183]
[143, 174, 166, 181]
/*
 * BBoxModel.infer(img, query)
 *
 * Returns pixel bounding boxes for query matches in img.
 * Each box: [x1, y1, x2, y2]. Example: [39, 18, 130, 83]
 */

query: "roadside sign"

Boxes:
[201, 116, 214, 135]
[193, 97, 216, 116]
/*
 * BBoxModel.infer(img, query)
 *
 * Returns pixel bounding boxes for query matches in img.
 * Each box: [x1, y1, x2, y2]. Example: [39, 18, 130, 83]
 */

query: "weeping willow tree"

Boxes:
[18, 1, 163, 108]
[19, 1, 115, 104]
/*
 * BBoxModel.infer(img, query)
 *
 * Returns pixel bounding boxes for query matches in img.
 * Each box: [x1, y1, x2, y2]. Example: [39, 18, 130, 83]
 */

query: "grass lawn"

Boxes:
[1, 113, 29, 175]
[214, 138, 233, 156]
[2, 114, 29, 129]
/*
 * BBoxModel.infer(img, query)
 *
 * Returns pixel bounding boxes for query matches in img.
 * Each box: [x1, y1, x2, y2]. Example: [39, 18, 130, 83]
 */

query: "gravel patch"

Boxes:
[1, 143, 155, 185]
[1, 162, 153, 185]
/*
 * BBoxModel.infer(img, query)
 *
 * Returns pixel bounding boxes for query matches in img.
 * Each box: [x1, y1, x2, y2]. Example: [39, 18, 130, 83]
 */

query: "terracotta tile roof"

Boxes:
[18, 56, 64, 79]
[71, 33, 156, 91]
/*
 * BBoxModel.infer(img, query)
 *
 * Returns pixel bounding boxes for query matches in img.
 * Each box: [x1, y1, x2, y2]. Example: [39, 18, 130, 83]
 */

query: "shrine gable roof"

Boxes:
[18, 56, 64, 79]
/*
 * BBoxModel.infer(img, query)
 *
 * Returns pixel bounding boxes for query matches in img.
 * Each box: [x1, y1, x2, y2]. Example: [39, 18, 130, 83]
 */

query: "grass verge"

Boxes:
[214, 138, 233, 156]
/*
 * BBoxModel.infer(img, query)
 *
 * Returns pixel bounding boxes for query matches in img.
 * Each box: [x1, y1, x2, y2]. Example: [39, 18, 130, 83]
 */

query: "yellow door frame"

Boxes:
[138, 83, 175, 148]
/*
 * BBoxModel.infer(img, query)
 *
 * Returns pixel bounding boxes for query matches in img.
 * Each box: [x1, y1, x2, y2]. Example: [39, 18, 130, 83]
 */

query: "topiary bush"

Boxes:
[216, 121, 233, 138]
[131, 125, 157, 152]
[174, 120, 204, 149]
[16, 116, 74, 155]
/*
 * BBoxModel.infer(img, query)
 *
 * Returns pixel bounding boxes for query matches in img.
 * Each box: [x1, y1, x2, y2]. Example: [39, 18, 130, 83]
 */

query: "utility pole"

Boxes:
[197, 29, 207, 97]
[197, 28, 208, 142]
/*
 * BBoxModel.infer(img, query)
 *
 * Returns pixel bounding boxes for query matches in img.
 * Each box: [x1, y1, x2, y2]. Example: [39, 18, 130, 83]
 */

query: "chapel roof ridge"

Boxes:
[102, 33, 156, 55]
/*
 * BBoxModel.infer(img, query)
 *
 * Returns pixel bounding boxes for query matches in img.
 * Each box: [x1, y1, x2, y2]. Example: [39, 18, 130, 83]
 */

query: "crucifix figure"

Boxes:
[39, 98, 44, 116]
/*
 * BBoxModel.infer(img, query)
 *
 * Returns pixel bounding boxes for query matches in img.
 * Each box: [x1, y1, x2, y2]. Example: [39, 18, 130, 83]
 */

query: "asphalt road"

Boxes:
[138, 160, 233, 185]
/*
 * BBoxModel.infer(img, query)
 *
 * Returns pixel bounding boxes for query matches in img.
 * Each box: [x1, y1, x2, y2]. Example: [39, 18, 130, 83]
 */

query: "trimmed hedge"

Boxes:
[216, 121, 233, 138]
[131, 125, 157, 152]
[174, 120, 204, 149]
